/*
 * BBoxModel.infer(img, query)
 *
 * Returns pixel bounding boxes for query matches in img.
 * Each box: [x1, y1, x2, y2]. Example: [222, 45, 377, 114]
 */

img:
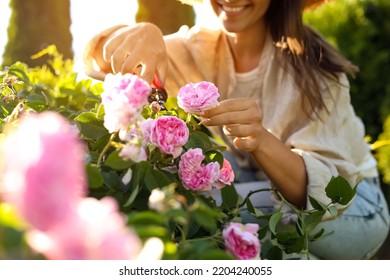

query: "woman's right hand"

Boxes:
[102, 22, 168, 85]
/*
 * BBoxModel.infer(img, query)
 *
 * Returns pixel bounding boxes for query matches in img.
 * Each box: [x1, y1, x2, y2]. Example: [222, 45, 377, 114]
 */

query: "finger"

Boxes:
[110, 46, 130, 74]
[223, 124, 257, 138]
[154, 59, 168, 87]
[103, 32, 127, 62]
[232, 137, 258, 152]
[203, 98, 254, 118]
[202, 108, 261, 126]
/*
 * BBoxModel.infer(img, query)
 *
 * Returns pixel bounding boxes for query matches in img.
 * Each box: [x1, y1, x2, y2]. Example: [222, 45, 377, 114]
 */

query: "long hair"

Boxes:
[265, 0, 358, 117]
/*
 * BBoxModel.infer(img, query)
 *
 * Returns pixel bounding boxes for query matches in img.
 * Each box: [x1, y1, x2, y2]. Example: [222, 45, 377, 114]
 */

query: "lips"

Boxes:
[221, 5, 246, 13]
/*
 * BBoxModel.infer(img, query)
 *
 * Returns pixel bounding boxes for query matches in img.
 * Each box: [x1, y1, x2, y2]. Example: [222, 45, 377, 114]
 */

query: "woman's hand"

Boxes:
[103, 23, 168, 85]
[202, 97, 307, 208]
[201, 98, 266, 152]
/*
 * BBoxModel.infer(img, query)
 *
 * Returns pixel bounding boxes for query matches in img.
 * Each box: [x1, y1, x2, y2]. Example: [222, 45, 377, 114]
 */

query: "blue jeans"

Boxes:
[308, 177, 390, 259]
[224, 152, 390, 259]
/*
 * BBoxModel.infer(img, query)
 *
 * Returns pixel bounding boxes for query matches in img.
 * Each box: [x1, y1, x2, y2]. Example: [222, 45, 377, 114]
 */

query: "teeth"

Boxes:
[222, 5, 245, 13]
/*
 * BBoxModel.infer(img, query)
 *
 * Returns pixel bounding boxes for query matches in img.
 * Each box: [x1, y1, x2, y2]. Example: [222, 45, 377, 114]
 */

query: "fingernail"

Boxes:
[199, 118, 210, 125]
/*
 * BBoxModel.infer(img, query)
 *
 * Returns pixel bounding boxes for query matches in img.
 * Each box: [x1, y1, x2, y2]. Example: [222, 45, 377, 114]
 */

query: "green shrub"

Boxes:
[304, 0, 390, 140]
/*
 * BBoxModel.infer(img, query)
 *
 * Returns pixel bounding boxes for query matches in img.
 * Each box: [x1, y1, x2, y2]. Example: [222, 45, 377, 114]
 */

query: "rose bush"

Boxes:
[0, 46, 357, 260]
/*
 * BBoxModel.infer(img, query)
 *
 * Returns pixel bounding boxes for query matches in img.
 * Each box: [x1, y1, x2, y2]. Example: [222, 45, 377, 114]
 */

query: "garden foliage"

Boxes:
[0, 46, 357, 260]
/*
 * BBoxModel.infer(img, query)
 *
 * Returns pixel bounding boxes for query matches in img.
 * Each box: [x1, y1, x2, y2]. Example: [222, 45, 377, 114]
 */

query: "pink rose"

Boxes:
[102, 73, 151, 108]
[214, 159, 235, 189]
[178, 81, 220, 114]
[150, 116, 189, 158]
[101, 73, 151, 133]
[139, 118, 156, 147]
[119, 143, 147, 162]
[222, 222, 261, 260]
[0, 112, 86, 232]
[26, 197, 142, 260]
[178, 148, 220, 191]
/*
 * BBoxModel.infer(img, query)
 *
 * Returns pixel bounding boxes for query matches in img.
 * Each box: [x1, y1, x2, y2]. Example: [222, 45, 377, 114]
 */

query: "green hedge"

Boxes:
[304, 0, 390, 140]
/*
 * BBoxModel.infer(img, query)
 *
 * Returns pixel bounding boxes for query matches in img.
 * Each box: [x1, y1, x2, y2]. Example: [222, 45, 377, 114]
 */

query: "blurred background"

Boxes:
[0, 0, 389, 259]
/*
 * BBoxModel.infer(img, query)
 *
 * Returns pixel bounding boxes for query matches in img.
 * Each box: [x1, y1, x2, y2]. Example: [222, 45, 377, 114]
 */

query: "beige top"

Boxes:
[162, 25, 378, 211]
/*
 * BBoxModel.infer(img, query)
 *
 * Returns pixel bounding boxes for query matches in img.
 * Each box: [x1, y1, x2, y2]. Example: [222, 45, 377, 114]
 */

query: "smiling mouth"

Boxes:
[221, 5, 246, 13]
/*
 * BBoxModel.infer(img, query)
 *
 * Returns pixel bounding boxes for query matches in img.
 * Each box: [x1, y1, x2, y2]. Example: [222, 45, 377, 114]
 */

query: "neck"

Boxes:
[225, 22, 267, 73]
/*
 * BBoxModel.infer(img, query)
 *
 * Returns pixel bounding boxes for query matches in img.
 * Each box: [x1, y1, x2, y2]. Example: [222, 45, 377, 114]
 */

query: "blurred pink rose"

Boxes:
[0, 112, 86, 232]
[214, 159, 235, 189]
[222, 222, 260, 260]
[178, 148, 220, 191]
[139, 118, 156, 147]
[178, 81, 220, 114]
[150, 116, 189, 158]
[27, 197, 142, 260]
[102, 73, 151, 108]
[101, 73, 151, 133]
[119, 143, 147, 162]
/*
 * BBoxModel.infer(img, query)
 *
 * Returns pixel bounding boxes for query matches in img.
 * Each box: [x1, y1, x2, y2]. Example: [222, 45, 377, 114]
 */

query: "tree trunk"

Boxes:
[2, 0, 73, 67]
[136, 0, 195, 35]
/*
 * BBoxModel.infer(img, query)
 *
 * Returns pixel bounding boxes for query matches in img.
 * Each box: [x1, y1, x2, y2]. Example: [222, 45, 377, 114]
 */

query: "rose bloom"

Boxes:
[178, 148, 220, 191]
[214, 159, 235, 189]
[222, 223, 261, 260]
[150, 116, 189, 158]
[101, 73, 151, 133]
[177, 81, 220, 114]
[119, 143, 147, 163]
[26, 197, 142, 260]
[0, 112, 86, 232]
[139, 118, 156, 147]
[102, 73, 151, 108]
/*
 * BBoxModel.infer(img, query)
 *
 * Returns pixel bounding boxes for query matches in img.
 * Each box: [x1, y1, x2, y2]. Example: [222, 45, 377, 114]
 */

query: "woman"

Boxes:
[84, 0, 389, 259]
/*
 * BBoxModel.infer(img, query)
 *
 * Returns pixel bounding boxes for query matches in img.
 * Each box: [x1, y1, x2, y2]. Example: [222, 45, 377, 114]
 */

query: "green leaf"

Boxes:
[310, 228, 325, 242]
[275, 231, 305, 254]
[144, 169, 172, 191]
[303, 210, 326, 232]
[127, 211, 165, 226]
[89, 82, 104, 96]
[265, 245, 283, 260]
[104, 150, 134, 170]
[74, 112, 108, 140]
[308, 196, 328, 211]
[192, 204, 220, 232]
[269, 210, 283, 235]
[205, 150, 224, 167]
[327, 205, 338, 217]
[221, 184, 238, 210]
[245, 197, 256, 214]
[86, 163, 104, 189]
[102, 170, 121, 189]
[325, 176, 357, 205]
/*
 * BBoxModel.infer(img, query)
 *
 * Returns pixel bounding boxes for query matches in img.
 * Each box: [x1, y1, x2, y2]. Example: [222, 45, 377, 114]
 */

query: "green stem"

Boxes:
[97, 133, 116, 166]
[238, 188, 274, 208]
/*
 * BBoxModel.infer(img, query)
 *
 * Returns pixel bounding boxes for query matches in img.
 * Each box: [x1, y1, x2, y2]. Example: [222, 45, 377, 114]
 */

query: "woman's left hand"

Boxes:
[201, 98, 265, 152]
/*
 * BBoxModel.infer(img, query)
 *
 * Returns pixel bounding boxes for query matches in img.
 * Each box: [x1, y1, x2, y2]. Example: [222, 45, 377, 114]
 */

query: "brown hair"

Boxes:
[266, 0, 358, 117]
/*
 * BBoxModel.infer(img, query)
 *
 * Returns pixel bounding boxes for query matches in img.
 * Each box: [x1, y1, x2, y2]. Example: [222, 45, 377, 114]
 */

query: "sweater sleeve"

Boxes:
[273, 74, 376, 220]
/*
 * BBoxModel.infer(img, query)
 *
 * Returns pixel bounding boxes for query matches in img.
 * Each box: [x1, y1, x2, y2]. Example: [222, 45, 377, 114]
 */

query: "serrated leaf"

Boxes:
[144, 169, 172, 191]
[269, 210, 283, 235]
[75, 112, 108, 140]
